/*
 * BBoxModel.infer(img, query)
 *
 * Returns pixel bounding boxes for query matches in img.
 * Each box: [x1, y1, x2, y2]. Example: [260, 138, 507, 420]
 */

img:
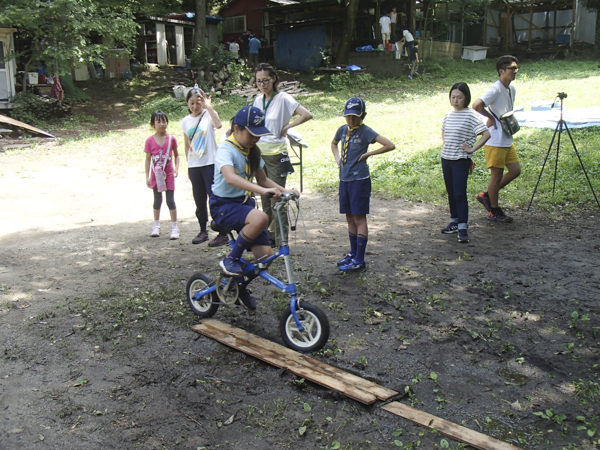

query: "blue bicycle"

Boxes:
[186, 193, 330, 353]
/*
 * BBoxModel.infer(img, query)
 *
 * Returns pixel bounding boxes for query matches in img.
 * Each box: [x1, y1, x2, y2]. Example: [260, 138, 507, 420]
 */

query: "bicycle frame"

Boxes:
[191, 194, 305, 331]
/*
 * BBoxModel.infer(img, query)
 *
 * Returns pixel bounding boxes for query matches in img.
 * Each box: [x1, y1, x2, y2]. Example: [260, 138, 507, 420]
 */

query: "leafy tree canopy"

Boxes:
[0, 0, 141, 75]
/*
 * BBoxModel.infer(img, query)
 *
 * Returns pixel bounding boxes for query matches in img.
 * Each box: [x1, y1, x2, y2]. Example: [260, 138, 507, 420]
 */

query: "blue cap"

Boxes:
[344, 97, 366, 116]
[232, 106, 272, 137]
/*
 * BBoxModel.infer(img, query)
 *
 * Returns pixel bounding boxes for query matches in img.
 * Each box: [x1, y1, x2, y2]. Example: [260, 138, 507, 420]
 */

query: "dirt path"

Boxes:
[1, 100, 600, 449]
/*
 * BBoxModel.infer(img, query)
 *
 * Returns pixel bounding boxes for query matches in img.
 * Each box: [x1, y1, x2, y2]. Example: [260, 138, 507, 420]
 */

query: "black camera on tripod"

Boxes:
[557, 92, 567, 100]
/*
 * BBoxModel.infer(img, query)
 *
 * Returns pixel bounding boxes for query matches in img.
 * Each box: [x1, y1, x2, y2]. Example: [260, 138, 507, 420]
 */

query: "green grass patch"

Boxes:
[33, 57, 600, 211]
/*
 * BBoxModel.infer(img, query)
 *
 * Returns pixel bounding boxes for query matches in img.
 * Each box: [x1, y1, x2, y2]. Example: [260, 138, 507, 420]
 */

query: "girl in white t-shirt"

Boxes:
[441, 82, 490, 243]
[181, 88, 228, 247]
[252, 63, 313, 247]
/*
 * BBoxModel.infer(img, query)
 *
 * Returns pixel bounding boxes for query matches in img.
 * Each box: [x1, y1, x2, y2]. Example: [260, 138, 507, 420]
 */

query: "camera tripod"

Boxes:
[528, 92, 600, 211]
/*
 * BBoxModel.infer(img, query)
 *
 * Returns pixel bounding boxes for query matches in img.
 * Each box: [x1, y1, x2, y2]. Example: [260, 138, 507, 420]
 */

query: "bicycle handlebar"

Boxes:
[265, 192, 299, 202]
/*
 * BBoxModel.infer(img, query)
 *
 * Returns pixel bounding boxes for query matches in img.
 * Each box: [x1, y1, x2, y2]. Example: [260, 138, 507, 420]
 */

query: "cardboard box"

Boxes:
[105, 49, 131, 79]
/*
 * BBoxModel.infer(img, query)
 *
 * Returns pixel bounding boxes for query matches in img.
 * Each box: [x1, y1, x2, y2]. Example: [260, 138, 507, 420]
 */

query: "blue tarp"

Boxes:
[274, 26, 326, 72]
[515, 107, 600, 129]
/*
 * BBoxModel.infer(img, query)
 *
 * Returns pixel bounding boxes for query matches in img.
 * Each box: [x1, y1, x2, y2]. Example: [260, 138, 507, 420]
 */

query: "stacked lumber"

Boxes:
[230, 80, 311, 100]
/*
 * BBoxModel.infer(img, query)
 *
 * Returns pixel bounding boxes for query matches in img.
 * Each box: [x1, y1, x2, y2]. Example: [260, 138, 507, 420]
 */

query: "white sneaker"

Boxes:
[151, 225, 160, 237]
[170, 227, 180, 240]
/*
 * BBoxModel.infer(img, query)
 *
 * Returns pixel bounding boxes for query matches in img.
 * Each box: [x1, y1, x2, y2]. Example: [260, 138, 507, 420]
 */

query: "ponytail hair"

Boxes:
[229, 121, 262, 174]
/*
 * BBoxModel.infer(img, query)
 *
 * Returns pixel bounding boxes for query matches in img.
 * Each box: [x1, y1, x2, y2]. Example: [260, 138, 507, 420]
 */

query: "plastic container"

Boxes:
[173, 85, 185, 98]
[27, 72, 38, 84]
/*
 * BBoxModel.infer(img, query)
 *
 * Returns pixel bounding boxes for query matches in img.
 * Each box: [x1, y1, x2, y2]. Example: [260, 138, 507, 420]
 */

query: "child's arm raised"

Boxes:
[330, 138, 341, 167]
[199, 92, 222, 129]
[358, 135, 395, 162]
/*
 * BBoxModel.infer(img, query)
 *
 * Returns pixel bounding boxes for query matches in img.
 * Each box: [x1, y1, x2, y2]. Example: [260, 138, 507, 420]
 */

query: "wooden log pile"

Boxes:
[230, 80, 311, 100]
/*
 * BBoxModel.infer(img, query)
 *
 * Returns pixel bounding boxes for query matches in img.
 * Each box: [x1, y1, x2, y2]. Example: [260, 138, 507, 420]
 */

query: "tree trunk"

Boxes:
[335, 0, 361, 65]
[194, 0, 207, 48]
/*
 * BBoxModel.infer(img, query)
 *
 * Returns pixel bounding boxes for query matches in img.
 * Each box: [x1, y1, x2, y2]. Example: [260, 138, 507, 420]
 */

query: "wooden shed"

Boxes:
[138, 14, 224, 66]
[0, 28, 17, 107]
[483, 0, 596, 53]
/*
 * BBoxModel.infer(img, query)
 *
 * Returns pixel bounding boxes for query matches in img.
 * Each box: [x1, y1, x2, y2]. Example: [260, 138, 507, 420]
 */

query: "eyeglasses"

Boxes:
[256, 78, 272, 85]
[503, 66, 519, 72]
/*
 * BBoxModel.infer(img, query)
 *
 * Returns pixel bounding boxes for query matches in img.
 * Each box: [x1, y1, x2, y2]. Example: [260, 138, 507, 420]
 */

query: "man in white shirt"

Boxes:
[379, 11, 391, 48]
[399, 28, 414, 57]
[472, 55, 521, 223]
[228, 40, 240, 58]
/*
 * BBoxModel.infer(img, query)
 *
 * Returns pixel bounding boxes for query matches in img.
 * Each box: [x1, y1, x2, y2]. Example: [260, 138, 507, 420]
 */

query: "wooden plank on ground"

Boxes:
[203, 319, 397, 401]
[192, 320, 398, 404]
[0, 114, 55, 138]
[193, 321, 376, 404]
[382, 402, 522, 450]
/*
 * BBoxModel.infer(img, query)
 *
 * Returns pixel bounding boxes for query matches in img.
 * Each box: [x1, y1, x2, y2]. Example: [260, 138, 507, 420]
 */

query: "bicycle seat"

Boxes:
[210, 220, 232, 235]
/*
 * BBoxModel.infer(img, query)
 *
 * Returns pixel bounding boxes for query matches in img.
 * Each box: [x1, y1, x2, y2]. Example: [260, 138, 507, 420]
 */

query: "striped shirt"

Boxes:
[441, 108, 487, 160]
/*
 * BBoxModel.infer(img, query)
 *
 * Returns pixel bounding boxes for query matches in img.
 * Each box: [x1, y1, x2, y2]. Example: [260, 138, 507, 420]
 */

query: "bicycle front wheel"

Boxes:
[280, 302, 329, 352]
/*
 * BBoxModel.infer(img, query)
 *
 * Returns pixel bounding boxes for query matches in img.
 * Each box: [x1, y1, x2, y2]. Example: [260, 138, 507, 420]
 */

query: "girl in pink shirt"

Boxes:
[144, 111, 180, 239]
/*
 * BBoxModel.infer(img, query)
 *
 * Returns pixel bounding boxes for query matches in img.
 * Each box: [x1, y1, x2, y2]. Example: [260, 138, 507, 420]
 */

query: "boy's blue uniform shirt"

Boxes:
[334, 124, 379, 181]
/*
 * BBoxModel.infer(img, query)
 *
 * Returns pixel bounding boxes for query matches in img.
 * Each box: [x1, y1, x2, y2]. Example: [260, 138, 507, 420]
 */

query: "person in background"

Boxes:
[248, 34, 261, 69]
[399, 28, 415, 58]
[252, 63, 313, 248]
[408, 42, 420, 79]
[390, 7, 398, 42]
[440, 83, 490, 243]
[258, 34, 268, 63]
[239, 29, 252, 64]
[379, 11, 391, 49]
[181, 88, 228, 247]
[472, 55, 521, 223]
[144, 111, 180, 240]
[228, 40, 240, 59]
[330, 97, 395, 272]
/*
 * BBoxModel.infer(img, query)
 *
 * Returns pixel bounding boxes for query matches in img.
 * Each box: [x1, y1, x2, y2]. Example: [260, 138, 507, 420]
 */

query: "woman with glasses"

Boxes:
[252, 63, 313, 247]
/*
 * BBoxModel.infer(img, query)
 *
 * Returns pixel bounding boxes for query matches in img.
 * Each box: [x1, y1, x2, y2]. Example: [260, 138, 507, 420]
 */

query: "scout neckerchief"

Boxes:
[226, 135, 252, 203]
[341, 124, 361, 167]
[262, 90, 280, 113]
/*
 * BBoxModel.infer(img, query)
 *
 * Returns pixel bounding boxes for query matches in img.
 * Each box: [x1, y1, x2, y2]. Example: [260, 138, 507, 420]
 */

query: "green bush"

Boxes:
[190, 43, 251, 91]
[9, 92, 70, 126]
[329, 72, 376, 91]
[64, 87, 91, 105]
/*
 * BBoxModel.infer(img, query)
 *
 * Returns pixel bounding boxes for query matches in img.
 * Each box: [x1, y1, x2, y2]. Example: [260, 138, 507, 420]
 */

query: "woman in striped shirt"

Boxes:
[441, 82, 491, 243]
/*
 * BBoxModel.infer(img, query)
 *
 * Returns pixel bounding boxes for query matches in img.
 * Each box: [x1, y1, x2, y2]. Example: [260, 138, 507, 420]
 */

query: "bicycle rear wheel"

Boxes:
[186, 272, 219, 318]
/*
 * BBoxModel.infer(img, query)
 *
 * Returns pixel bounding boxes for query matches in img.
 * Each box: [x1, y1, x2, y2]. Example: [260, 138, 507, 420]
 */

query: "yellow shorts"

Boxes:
[484, 144, 519, 169]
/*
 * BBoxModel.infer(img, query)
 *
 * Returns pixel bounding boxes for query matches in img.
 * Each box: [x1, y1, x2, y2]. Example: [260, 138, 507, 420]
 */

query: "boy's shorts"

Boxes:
[339, 178, 371, 215]
[382, 32, 390, 41]
[209, 195, 269, 247]
[484, 144, 519, 169]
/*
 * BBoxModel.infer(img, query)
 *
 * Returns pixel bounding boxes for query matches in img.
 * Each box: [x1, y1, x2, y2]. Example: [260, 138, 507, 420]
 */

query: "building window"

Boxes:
[223, 16, 246, 34]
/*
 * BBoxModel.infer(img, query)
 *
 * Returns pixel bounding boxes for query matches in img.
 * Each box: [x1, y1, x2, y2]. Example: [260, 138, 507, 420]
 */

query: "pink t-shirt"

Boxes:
[144, 134, 178, 190]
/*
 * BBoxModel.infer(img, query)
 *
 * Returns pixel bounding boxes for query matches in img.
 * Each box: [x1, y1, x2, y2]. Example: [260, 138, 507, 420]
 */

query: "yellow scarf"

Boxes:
[226, 136, 252, 203]
[341, 125, 360, 167]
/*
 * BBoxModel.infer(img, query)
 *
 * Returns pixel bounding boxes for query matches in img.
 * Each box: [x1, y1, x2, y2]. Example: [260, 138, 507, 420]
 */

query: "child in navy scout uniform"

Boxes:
[330, 97, 395, 272]
[210, 106, 299, 309]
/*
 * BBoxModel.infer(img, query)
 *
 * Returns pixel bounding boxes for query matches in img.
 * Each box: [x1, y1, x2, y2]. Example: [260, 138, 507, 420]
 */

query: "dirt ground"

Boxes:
[1, 84, 600, 450]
